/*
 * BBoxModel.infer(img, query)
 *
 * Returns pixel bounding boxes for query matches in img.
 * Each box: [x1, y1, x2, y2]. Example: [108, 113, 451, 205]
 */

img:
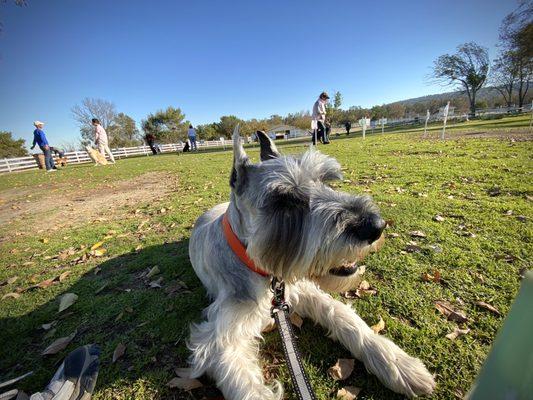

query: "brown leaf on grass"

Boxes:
[40, 238, 49, 243]
[58, 271, 70, 282]
[435, 300, 468, 323]
[328, 359, 355, 381]
[409, 230, 427, 238]
[90, 241, 104, 251]
[337, 386, 361, 399]
[58, 293, 78, 313]
[112, 343, 126, 363]
[405, 242, 422, 253]
[290, 313, 303, 328]
[167, 377, 203, 390]
[1, 276, 18, 286]
[487, 186, 501, 197]
[387, 232, 400, 238]
[445, 327, 470, 340]
[475, 301, 500, 315]
[2, 292, 20, 300]
[433, 215, 445, 222]
[174, 367, 193, 378]
[421, 270, 441, 283]
[42, 331, 76, 355]
[371, 316, 385, 334]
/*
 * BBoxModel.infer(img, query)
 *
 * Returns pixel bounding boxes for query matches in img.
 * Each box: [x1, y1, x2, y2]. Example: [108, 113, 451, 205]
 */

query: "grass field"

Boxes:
[0, 115, 532, 399]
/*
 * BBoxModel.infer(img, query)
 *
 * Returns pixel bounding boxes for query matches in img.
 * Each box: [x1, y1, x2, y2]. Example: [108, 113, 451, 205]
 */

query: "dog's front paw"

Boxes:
[393, 351, 436, 397]
[362, 335, 435, 397]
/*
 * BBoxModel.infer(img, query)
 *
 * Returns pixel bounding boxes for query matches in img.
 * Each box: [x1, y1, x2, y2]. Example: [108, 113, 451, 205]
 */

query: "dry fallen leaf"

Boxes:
[433, 215, 445, 222]
[445, 327, 470, 340]
[40, 238, 49, 244]
[90, 241, 104, 251]
[328, 359, 355, 381]
[421, 270, 441, 283]
[58, 271, 70, 282]
[58, 293, 78, 313]
[112, 343, 126, 363]
[475, 301, 500, 315]
[146, 266, 160, 279]
[174, 367, 193, 378]
[167, 377, 203, 390]
[370, 316, 385, 334]
[435, 300, 468, 323]
[41, 321, 56, 330]
[0, 371, 34, 390]
[290, 313, 303, 328]
[91, 249, 106, 257]
[337, 386, 361, 399]
[2, 292, 20, 300]
[409, 230, 427, 238]
[42, 331, 76, 355]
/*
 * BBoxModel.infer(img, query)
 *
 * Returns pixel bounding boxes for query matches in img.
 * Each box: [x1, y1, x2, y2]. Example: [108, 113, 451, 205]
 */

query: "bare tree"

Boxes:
[0, 0, 27, 33]
[490, 51, 519, 109]
[431, 42, 489, 117]
[71, 98, 117, 144]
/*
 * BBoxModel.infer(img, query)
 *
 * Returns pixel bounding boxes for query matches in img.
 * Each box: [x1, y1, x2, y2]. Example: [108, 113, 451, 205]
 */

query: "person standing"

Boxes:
[311, 92, 329, 145]
[145, 133, 158, 155]
[344, 121, 351, 135]
[30, 121, 56, 172]
[92, 118, 115, 164]
[188, 124, 198, 151]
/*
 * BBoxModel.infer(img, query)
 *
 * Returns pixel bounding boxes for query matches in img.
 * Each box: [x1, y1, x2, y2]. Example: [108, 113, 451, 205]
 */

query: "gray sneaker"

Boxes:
[30, 344, 100, 400]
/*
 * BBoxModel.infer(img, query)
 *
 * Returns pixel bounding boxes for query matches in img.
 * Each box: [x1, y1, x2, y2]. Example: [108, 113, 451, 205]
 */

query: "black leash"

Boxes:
[270, 278, 317, 400]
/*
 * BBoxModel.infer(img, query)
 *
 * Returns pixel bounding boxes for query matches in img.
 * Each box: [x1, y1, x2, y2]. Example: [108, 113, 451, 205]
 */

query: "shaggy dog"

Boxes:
[85, 145, 108, 166]
[187, 126, 435, 400]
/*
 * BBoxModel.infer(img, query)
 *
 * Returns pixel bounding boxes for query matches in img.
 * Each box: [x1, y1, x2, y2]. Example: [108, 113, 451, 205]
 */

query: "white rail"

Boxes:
[0, 139, 230, 173]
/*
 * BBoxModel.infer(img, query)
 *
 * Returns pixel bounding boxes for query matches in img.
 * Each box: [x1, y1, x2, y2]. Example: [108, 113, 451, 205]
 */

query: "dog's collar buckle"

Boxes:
[270, 277, 289, 316]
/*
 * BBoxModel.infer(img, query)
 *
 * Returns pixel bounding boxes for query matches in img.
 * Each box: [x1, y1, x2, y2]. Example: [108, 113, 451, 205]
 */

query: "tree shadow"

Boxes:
[0, 239, 223, 399]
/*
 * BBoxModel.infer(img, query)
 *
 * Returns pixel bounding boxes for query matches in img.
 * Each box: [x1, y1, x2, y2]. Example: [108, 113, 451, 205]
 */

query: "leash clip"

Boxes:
[270, 277, 289, 316]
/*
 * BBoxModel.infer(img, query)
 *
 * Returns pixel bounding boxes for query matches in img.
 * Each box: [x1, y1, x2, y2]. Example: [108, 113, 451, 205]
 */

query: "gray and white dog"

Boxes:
[188, 126, 435, 400]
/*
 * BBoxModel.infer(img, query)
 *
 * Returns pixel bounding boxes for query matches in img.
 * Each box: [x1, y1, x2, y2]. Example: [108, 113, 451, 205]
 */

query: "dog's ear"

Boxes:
[230, 124, 251, 194]
[256, 131, 280, 161]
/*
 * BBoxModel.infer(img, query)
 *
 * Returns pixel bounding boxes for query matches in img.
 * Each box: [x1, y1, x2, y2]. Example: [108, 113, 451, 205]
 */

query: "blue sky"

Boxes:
[0, 0, 517, 146]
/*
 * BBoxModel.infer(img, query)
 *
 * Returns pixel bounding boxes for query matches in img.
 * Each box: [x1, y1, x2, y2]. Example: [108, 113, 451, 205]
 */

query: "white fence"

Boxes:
[0, 139, 232, 174]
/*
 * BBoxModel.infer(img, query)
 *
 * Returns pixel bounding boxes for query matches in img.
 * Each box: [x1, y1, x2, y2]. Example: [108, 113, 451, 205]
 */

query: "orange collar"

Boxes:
[222, 212, 270, 277]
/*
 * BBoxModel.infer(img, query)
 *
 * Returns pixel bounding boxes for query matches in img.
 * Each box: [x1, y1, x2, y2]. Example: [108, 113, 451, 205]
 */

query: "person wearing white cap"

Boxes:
[30, 121, 56, 172]
[91, 118, 115, 164]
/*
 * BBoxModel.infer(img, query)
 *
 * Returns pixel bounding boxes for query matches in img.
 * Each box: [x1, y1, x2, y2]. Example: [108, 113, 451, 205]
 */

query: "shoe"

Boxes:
[30, 344, 100, 400]
[46, 169, 57, 173]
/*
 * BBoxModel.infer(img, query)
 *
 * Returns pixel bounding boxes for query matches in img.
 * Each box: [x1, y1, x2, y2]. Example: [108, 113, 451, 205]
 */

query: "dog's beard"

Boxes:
[311, 234, 385, 292]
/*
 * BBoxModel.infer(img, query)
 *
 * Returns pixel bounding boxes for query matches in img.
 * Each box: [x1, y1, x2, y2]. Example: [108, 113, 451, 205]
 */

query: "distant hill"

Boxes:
[394, 86, 501, 106]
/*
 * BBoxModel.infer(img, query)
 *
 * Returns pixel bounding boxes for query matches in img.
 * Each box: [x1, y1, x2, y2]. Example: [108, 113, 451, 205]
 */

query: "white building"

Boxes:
[265, 124, 308, 139]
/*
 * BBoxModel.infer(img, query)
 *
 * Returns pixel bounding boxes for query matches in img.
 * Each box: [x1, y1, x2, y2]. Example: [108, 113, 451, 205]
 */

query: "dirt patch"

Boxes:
[0, 172, 178, 233]
[424, 128, 533, 141]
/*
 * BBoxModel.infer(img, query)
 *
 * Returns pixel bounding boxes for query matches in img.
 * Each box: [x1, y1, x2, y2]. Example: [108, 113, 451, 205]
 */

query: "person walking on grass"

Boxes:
[92, 118, 115, 164]
[188, 124, 198, 151]
[30, 121, 56, 172]
[311, 91, 329, 145]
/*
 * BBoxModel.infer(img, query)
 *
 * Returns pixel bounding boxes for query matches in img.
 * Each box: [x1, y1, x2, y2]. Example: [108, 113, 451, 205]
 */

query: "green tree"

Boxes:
[0, 131, 28, 158]
[142, 107, 187, 143]
[333, 91, 342, 108]
[431, 42, 489, 116]
[108, 113, 141, 147]
[196, 123, 219, 140]
[216, 115, 242, 138]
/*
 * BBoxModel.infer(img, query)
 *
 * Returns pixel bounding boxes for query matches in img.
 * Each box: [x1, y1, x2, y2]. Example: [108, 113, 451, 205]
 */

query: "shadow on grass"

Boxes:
[1, 238, 407, 400]
[0, 239, 225, 399]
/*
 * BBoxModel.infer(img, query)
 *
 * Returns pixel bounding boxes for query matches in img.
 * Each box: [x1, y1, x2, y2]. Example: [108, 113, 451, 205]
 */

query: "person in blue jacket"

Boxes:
[30, 121, 56, 172]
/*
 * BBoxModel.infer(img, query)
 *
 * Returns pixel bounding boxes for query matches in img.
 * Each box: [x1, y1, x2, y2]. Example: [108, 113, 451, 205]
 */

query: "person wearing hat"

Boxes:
[311, 92, 330, 145]
[92, 118, 115, 164]
[30, 121, 56, 172]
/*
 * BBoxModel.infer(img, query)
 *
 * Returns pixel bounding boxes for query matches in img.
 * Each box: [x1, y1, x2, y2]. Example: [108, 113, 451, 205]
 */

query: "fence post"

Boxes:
[75, 151, 80, 163]
[5, 159, 11, 172]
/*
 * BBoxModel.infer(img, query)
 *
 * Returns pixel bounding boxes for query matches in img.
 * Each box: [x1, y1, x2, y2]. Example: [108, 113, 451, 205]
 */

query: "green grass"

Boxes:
[0, 118, 532, 399]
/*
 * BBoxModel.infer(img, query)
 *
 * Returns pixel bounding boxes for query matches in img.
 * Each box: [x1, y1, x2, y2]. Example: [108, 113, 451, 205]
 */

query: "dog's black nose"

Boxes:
[357, 214, 386, 244]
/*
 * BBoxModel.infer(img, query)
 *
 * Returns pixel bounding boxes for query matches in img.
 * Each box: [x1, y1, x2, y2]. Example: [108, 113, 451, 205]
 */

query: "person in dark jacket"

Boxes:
[344, 121, 351, 135]
[30, 121, 56, 172]
[145, 133, 159, 155]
